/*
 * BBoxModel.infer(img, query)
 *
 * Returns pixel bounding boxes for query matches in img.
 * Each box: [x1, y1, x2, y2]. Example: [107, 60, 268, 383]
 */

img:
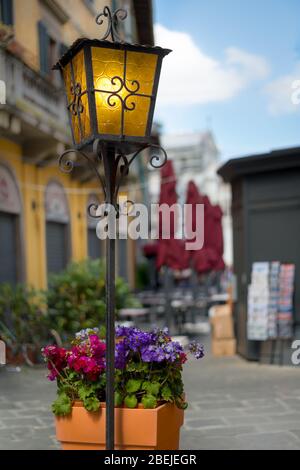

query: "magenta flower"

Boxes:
[42, 345, 68, 381]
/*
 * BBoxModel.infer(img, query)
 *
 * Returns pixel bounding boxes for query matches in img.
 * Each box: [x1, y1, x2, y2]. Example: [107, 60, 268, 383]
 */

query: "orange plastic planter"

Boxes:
[55, 401, 184, 450]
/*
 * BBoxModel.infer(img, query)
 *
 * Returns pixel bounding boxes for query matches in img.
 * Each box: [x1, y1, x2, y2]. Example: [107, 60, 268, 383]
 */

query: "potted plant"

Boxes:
[0, 284, 49, 365]
[46, 259, 142, 342]
[42, 326, 204, 450]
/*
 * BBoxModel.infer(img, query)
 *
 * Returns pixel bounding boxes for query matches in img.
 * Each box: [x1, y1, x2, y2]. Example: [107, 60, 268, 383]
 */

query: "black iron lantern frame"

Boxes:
[55, 40, 170, 153]
[54, 6, 171, 451]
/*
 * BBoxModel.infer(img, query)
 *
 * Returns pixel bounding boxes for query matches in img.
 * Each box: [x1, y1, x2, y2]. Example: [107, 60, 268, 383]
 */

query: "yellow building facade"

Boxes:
[0, 0, 153, 289]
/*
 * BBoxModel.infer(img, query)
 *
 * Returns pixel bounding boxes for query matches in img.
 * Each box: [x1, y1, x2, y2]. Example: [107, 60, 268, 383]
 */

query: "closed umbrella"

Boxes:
[185, 182, 216, 273]
[156, 161, 189, 271]
[210, 204, 225, 272]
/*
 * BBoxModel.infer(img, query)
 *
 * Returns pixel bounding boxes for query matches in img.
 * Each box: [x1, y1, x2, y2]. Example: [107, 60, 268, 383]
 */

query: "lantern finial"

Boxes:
[95, 6, 127, 42]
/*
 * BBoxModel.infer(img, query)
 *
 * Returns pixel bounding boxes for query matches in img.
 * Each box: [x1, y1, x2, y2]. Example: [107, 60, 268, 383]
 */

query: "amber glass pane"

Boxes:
[125, 51, 157, 136]
[92, 48, 124, 135]
[91, 47, 158, 137]
[63, 49, 91, 145]
[63, 63, 80, 143]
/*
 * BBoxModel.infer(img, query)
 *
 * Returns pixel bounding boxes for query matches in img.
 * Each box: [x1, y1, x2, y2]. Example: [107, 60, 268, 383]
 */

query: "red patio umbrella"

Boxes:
[156, 161, 189, 271]
[185, 182, 217, 274]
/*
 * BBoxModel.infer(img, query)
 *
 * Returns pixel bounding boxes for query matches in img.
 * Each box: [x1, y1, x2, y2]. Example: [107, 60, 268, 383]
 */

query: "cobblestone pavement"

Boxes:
[0, 342, 300, 450]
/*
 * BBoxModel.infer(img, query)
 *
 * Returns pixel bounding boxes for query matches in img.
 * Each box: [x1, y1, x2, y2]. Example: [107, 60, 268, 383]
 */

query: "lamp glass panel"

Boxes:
[92, 48, 124, 135]
[124, 51, 157, 136]
[63, 49, 91, 144]
[91, 47, 158, 137]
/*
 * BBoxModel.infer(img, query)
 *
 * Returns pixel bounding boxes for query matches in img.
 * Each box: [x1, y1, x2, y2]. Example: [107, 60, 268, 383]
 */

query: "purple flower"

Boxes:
[141, 345, 165, 362]
[115, 340, 130, 369]
[116, 326, 153, 352]
[188, 341, 205, 359]
[115, 326, 200, 367]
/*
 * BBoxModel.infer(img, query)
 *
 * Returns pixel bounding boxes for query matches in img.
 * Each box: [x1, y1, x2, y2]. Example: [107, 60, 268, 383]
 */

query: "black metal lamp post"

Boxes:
[54, 6, 171, 450]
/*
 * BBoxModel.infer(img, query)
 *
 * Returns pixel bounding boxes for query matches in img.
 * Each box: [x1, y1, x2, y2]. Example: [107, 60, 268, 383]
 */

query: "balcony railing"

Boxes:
[0, 46, 70, 142]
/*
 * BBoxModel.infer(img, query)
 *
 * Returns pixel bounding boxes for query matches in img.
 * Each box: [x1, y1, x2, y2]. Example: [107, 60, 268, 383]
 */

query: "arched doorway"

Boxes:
[45, 181, 70, 276]
[0, 164, 22, 285]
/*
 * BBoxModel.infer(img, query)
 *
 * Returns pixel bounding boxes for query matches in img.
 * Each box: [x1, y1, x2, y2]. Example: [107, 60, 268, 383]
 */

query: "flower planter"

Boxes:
[55, 401, 184, 450]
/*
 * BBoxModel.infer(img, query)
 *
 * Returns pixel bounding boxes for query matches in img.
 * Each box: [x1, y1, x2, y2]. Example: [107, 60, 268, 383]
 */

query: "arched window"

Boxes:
[87, 194, 103, 260]
[0, 164, 22, 285]
[45, 181, 70, 275]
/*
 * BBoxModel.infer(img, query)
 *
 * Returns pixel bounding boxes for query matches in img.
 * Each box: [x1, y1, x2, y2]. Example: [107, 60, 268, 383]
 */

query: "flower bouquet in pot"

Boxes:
[42, 326, 204, 450]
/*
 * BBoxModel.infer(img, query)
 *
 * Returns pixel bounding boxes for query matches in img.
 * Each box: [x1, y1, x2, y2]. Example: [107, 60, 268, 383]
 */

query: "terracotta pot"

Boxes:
[55, 401, 184, 450]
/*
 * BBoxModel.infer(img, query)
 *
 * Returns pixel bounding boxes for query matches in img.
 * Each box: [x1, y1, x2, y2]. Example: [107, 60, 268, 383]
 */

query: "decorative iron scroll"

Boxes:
[68, 83, 85, 116]
[59, 148, 106, 201]
[94, 75, 149, 112]
[59, 143, 168, 220]
[96, 6, 127, 43]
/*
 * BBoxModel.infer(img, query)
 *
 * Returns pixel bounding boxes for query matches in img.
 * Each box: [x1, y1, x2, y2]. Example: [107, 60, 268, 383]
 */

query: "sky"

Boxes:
[153, 0, 300, 160]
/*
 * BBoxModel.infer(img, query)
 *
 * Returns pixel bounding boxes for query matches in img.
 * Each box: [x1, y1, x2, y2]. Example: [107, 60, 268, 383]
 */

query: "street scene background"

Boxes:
[0, 0, 300, 451]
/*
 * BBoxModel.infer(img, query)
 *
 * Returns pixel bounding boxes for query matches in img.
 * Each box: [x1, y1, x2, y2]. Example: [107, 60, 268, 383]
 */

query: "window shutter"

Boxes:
[46, 222, 68, 275]
[59, 42, 68, 58]
[0, 212, 17, 285]
[88, 228, 102, 260]
[1, 0, 14, 26]
[38, 20, 50, 75]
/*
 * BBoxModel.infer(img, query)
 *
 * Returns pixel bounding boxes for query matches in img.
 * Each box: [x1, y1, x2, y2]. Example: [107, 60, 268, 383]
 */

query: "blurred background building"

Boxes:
[147, 130, 232, 267]
[0, 0, 155, 289]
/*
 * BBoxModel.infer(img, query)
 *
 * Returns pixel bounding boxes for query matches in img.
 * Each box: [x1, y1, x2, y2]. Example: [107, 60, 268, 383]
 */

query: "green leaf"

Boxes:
[142, 381, 160, 396]
[124, 395, 138, 409]
[52, 392, 72, 417]
[161, 385, 173, 402]
[83, 396, 100, 412]
[141, 394, 157, 409]
[148, 382, 160, 396]
[127, 362, 149, 373]
[78, 385, 93, 401]
[125, 379, 142, 394]
[114, 391, 123, 407]
[175, 398, 188, 410]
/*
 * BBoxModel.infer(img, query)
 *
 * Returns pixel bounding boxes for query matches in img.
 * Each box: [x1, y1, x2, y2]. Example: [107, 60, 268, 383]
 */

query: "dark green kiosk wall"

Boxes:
[219, 148, 300, 361]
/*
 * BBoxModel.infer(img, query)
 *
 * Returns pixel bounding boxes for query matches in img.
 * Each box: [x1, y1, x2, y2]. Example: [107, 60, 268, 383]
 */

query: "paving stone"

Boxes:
[0, 410, 19, 420]
[184, 417, 227, 429]
[14, 409, 52, 418]
[180, 432, 242, 450]
[268, 413, 300, 423]
[242, 404, 287, 415]
[193, 395, 233, 405]
[257, 421, 300, 433]
[291, 430, 300, 440]
[241, 398, 283, 408]
[279, 390, 300, 398]
[224, 415, 272, 425]
[279, 398, 300, 409]
[0, 429, 21, 441]
[0, 402, 20, 410]
[185, 425, 257, 437]
[236, 431, 300, 450]
[14, 401, 45, 410]
[188, 408, 247, 419]
[1, 417, 41, 429]
[196, 401, 245, 410]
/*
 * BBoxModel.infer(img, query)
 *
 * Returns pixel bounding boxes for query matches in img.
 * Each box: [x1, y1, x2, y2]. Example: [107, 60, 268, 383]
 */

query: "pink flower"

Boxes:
[89, 335, 106, 360]
[42, 345, 68, 381]
[43, 334, 106, 382]
[179, 352, 187, 364]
